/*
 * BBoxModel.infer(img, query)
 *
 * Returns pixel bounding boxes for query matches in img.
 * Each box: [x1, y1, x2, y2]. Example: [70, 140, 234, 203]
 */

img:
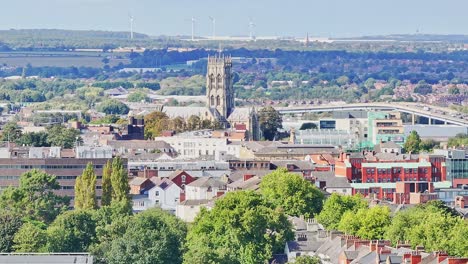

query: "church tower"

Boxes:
[206, 55, 234, 120]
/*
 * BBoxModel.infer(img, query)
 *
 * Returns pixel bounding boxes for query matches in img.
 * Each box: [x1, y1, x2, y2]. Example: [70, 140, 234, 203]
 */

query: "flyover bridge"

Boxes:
[275, 103, 468, 127]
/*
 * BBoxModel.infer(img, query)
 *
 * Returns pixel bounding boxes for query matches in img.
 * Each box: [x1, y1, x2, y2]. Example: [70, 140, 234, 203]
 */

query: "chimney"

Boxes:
[379, 247, 392, 255]
[243, 174, 254, 182]
[354, 240, 370, 250]
[415, 245, 425, 253]
[437, 252, 448, 263]
[410, 253, 422, 264]
[447, 258, 468, 264]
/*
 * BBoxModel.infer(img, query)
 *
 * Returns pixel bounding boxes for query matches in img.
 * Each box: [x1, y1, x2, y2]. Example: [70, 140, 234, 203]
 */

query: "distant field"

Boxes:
[0, 51, 130, 67]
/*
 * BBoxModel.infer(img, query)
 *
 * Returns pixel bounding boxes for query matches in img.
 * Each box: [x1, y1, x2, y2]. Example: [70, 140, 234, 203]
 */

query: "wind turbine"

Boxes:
[249, 18, 256, 40]
[191, 17, 196, 41]
[209, 16, 216, 39]
[129, 14, 134, 40]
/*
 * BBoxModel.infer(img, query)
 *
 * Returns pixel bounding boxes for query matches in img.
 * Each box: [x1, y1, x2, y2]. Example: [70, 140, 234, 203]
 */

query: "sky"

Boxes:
[0, 0, 467, 37]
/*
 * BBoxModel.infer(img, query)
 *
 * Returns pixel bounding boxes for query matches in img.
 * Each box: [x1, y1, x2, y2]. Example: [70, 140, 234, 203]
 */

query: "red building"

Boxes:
[335, 152, 446, 183]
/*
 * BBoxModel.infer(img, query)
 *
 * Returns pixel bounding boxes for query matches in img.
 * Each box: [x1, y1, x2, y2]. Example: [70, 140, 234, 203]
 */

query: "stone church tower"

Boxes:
[206, 55, 235, 120]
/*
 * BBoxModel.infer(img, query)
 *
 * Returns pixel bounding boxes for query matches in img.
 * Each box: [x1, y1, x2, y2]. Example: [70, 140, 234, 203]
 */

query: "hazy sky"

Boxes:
[1, 0, 467, 37]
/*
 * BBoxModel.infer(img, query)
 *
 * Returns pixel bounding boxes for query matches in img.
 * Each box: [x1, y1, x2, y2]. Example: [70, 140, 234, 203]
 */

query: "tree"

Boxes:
[0, 211, 23, 252]
[385, 201, 468, 257]
[260, 168, 324, 218]
[448, 86, 460, 95]
[404, 130, 422, 153]
[414, 80, 433, 95]
[46, 125, 82, 148]
[0, 121, 22, 142]
[186, 115, 201, 131]
[74, 163, 97, 210]
[447, 133, 468, 148]
[127, 91, 150, 102]
[13, 221, 48, 252]
[97, 99, 130, 115]
[16, 131, 49, 147]
[420, 139, 438, 152]
[111, 157, 131, 211]
[293, 255, 322, 264]
[46, 210, 97, 252]
[101, 160, 112, 206]
[316, 193, 368, 230]
[184, 191, 293, 264]
[299, 122, 317, 130]
[0, 169, 69, 223]
[258, 106, 282, 140]
[144, 111, 170, 139]
[102, 209, 187, 264]
[338, 206, 391, 240]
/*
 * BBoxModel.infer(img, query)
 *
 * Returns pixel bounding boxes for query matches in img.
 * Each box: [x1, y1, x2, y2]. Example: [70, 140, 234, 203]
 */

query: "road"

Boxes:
[275, 102, 468, 127]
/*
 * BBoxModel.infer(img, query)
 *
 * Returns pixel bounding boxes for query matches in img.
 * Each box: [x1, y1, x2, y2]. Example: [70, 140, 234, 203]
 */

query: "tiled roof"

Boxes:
[187, 177, 226, 188]
[129, 177, 149, 186]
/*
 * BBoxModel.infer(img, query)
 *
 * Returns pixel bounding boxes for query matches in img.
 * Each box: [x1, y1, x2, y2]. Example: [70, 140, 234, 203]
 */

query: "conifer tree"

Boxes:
[74, 163, 97, 210]
[100, 160, 112, 206]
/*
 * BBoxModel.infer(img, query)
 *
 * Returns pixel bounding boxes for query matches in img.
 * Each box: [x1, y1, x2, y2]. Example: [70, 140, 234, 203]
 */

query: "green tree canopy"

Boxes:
[74, 163, 97, 210]
[338, 206, 391, 240]
[260, 168, 324, 218]
[0, 211, 23, 252]
[97, 99, 130, 115]
[447, 133, 468, 148]
[144, 111, 170, 139]
[259, 106, 282, 140]
[184, 191, 293, 264]
[13, 221, 48, 253]
[293, 255, 322, 264]
[46, 125, 82, 148]
[316, 193, 368, 230]
[127, 91, 150, 103]
[385, 201, 468, 257]
[0, 169, 69, 223]
[414, 80, 433, 95]
[404, 130, 422, 153]
[0, 121, 22, 142]
[46, 210, 97, 252]
[102, 209, 187, 264]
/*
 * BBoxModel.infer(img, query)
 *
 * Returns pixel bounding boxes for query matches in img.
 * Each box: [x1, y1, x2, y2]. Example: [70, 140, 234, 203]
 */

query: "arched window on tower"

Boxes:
[209, 74, 215, 88]
[217, 74, 222, 88]
[211, 95, 215, 106]
[216, 96, 220, 106]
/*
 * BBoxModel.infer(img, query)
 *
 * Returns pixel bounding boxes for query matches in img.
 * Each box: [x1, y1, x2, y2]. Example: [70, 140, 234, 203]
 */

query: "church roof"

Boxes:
[227, 108, 252, 122]
[163, 106, 212, 119]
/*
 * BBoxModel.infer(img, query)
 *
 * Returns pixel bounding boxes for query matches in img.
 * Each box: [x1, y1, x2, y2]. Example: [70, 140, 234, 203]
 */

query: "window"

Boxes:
[155, 191, 160, 196]
[181, 175, 186, 183]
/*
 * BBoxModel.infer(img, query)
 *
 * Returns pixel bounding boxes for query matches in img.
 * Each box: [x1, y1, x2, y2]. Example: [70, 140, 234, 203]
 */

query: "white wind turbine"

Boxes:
[191, 17, 196, 41]
[209, 16, 216, 39]
[249, 18, 256, 40]
[129, 14, 134, 40]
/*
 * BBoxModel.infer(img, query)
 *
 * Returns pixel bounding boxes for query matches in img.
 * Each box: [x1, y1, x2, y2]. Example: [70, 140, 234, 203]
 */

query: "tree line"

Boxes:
[0, 167, 325, 264]
[316, 194, 468, 257]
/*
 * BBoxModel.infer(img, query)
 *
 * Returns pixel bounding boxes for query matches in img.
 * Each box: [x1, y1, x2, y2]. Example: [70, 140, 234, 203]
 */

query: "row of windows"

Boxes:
[365, 168, 430, 174]
[364, 177, 428, 183]
[60, 186, 102, 190]
[0, 164, 108, 169]
[56, 176, 103, 180]
[230, 163, 269, 169]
